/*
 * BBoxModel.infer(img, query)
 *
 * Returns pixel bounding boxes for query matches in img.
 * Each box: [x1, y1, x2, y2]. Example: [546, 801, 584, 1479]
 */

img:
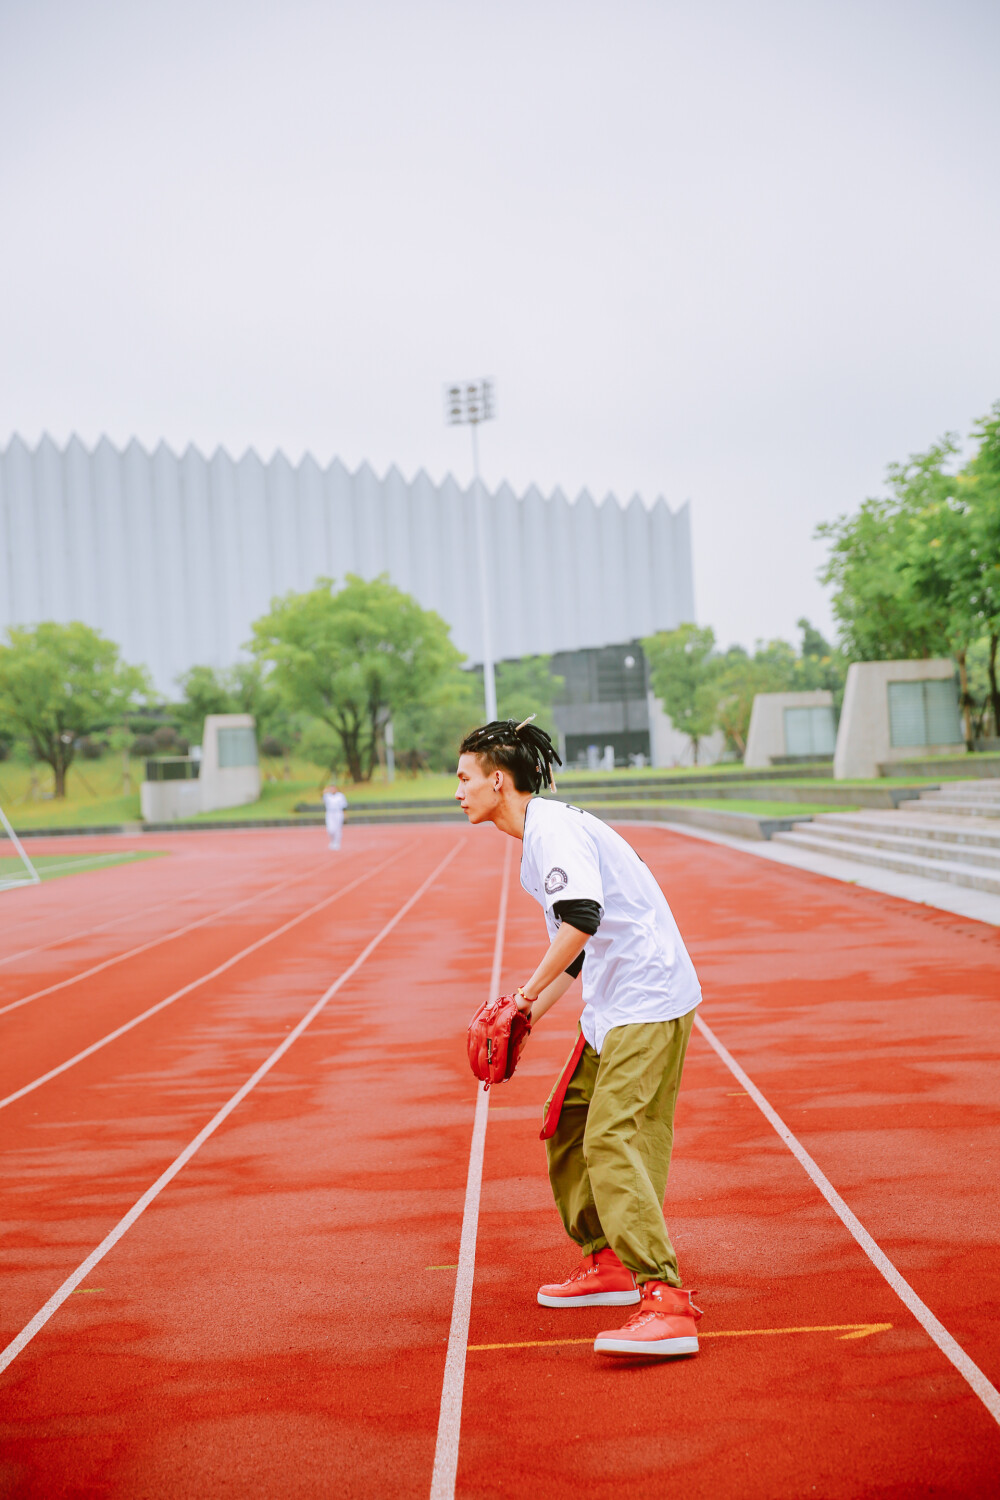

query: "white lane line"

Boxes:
[0, 847, 328, 970]
[0, 838, 464, 1376]
[0, 848, 403, 1111]
[694, 1013, 1000, 1428]
[430, 840, 512, 1500]
[1, 852, 127, 878]
[0, 855, 336, 1017]
[0, 883, 209, 969]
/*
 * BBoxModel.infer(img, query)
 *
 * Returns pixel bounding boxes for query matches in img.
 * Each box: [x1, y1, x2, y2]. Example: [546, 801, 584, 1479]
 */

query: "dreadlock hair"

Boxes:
[459, 715, 562, 794]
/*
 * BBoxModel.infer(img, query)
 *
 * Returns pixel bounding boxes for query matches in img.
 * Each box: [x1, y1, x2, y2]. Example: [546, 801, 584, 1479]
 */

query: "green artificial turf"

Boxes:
[0, 848, 166, 886]
[598, 800, 856, 818]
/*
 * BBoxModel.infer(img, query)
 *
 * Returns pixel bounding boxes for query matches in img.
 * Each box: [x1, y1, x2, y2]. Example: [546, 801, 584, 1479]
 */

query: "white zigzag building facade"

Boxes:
[0, 434, 701, 765]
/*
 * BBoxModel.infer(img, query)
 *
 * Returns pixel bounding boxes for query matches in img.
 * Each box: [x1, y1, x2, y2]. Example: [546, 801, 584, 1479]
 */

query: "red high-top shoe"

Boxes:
[537, 1247, 641, 1308]
[593, 1280, 702, 1356]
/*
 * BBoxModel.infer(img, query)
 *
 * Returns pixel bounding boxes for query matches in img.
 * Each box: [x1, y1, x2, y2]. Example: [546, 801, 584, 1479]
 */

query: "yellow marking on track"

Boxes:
[427, 1264, 459, 1270]
[467, 1322, 892, 1351]
[69, 1288, 105, 1295]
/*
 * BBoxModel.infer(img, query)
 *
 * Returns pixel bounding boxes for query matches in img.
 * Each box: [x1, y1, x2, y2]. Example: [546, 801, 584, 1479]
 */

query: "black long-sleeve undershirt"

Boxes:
[553, 898, 602, 978]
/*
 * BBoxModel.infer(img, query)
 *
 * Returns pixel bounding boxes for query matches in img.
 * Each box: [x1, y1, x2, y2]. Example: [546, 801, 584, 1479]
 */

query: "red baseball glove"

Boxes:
[467, 993, 532, 1090]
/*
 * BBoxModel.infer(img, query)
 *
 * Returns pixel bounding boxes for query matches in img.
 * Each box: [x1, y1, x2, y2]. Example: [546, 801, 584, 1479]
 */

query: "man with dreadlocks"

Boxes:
[455, 717, 704, 1359]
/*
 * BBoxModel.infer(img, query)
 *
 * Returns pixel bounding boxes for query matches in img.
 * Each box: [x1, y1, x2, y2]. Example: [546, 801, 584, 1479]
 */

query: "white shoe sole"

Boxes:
[593, 1334, 699, 1356]
[537, 1289, 642, 1308]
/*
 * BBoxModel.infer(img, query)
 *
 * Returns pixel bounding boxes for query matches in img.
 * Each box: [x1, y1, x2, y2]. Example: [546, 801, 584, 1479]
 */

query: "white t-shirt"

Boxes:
[520, 798, 701, 1053]
[323, 791, 348, 823]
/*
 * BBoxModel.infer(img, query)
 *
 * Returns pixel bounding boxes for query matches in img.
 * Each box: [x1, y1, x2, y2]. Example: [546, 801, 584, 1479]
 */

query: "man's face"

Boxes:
[455, 752, 500, 823]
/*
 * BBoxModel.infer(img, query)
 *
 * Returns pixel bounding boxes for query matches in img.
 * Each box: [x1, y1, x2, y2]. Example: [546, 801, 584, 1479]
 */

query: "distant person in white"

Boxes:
[456, 717, 704, 1360]
[322, 783, 348, 850]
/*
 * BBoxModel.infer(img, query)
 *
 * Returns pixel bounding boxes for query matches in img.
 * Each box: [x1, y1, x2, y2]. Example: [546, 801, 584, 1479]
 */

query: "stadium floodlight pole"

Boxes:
[445, 378, 497, 723]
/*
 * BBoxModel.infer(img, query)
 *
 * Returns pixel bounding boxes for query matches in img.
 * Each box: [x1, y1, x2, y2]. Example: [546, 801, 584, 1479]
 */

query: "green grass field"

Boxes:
[0, 848, 166, 885]
[0, 748, 993, 832]
[593, 799, 855, 818]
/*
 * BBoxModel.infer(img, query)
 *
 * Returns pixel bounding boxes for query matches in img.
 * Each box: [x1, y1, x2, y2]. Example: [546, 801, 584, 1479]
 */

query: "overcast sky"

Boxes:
[2, 0, 998, 653]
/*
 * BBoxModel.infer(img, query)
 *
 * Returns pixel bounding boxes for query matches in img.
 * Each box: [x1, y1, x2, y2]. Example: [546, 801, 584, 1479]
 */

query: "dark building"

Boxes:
[552, 641, 654, 767]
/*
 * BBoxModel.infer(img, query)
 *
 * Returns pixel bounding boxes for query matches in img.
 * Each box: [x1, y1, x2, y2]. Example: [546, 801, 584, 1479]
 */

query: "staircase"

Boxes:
[772, 780, 1000, 895]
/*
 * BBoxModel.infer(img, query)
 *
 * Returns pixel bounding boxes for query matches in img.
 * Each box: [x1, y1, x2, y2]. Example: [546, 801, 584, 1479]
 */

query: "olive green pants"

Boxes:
[543, 1012, 694, 1287]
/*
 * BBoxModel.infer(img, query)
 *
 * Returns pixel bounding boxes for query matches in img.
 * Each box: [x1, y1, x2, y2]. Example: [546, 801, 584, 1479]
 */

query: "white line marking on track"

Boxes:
[0, 883, 207, 969]
[694, 1013, 1000, 1428]
[0, 856, 335, 1017]
[0, 838, 464, 1376]
[1, 852, 127, 879]
[430, 840, 512, 1500]
[0, 848, 403, 1111]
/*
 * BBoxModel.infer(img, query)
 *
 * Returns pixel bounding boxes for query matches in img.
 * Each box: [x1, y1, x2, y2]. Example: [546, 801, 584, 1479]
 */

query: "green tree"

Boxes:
[643, 623, 718, 764]
[952, 403, 1000, 734]
[495, 656, 563, 738]
[710, 622, 846, 757]
[0, 622, 149, 797]
[819, 406, 1000, 744]
[712, 642, 795, 757]
[390, 666, 481, 773]
[298, 717, 346, 784]
[174, 665, 234, 743]
[250, 575, 462, 782]
[388, 655, 567, 775]
[176, 660, 289, 748]
[817, 438, 958, 664]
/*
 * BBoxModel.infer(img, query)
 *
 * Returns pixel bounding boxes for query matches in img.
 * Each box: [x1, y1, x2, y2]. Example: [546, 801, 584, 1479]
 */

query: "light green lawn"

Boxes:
[600, 800, 855, 817]
[1, 746, 994, 830]
[0, 849, 165, 885]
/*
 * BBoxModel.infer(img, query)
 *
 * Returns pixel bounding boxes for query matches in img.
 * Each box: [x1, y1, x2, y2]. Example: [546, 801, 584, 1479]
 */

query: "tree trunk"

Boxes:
[989, 633, 1000, 740]
[691, 736, 700, 766]
[41, 737, 73, 798]
[364, 700, 384, 781]
[335, 719, 364, 783]
[956, 650, 973, 749]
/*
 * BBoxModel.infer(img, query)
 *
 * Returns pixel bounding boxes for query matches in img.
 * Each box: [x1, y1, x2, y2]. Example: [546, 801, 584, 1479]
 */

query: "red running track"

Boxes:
[1, 823, 998, 1498]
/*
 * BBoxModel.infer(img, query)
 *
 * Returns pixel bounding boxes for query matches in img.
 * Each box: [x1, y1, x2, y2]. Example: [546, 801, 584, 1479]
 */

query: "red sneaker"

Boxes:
[537, 1247, 641, 1308]
[593, 1281, 702, 1356]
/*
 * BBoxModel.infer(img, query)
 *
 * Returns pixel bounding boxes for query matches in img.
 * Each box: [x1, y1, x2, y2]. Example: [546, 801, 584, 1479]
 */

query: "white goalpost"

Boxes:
[0, 804, 41, 891]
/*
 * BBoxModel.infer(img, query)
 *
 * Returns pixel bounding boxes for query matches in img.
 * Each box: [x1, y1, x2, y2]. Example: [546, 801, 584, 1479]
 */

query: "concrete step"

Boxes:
[795, 822, 1000, 871]
[771, 828, 1000, 895]
[917, 779, 1000, 801]
[912, 799, 1000, 819]
[813, 812, 1000, 850]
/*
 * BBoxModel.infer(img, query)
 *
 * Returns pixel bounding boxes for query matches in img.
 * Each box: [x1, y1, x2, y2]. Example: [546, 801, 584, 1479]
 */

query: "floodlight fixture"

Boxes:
[444, 377, 498, 722]
[444, 378, 496, 427]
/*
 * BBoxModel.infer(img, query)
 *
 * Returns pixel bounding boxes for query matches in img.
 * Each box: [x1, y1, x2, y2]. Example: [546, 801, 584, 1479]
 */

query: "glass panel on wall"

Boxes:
[888, 682, 926, 746]
[810, 706, 837, 754]
[888, 679, 962, 748]
[783, 705, 837, 755]
[783, 708, 814, 755]
[217, 726, 259, 767]
[924, 678, 963, 745]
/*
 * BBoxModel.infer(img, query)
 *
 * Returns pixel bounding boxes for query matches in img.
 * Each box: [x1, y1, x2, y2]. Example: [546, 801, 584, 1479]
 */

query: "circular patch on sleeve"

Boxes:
[544, 866, 568, 895]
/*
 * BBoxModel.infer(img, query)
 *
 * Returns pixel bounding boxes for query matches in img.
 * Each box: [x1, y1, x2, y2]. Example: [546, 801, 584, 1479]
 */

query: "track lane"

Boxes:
[0, 857, 335, 1016]
[629, 826, 1000, 1389]
[0, 837, 347, 1012]
[0, 838, 402, 1096]
[4, 821, 999, 1497]
[0, 833, 299, 966]
[0, 845, 403, 1110]
[0, 831, 462, 1342]
[0, 837, 466, 1374]
[0, 825, 502, 1499]
[456, 846, 1000, 1497]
